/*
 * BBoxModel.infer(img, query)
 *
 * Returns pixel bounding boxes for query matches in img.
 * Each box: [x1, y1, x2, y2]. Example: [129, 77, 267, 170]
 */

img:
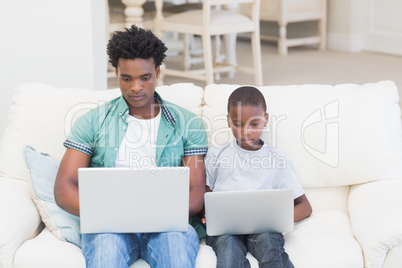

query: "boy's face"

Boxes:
[227, 105, 268, 151]
[115, 58, 160, 117]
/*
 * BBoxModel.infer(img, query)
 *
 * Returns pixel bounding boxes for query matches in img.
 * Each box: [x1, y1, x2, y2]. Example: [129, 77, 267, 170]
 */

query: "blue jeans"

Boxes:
[82, 225, 199, 268]
[206, 232, 294, 268]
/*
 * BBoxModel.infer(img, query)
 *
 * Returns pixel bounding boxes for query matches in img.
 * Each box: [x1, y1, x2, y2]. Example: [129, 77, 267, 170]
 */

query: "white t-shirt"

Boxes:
[205, 139, 304, 199]
[114, 111, 161, 169]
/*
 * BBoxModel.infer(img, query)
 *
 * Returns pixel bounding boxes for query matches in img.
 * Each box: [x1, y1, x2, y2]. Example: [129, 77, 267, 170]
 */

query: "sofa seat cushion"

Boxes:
[285, 210, 363, 267]
[13, 228, 154, 268]
[12, 227, 260, 268]
[196, 239, 259, 267]
[14, 228, 85, 268]
[14, 228, 149, 268]
[198, 210, 363, 267]
[13, 211, 362, 268]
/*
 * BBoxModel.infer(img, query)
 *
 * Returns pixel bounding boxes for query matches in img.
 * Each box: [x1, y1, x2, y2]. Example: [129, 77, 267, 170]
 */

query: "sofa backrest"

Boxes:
[0, 83, 204, 182]
[1, 81, 401, 191]
[203, 81, 402, 188]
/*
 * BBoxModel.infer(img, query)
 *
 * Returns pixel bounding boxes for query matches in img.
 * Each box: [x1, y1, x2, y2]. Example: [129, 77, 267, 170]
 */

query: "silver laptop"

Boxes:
[204, 189, 294, 236]
[78, 167, 189, 234]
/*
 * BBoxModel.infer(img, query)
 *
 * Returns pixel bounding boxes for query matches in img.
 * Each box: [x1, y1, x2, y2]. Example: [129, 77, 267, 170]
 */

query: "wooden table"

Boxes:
[121, 0, 147, 28]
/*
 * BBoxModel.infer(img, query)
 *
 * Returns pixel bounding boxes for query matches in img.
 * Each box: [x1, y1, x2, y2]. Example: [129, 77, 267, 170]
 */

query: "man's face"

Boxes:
[115, 58, 160, 118]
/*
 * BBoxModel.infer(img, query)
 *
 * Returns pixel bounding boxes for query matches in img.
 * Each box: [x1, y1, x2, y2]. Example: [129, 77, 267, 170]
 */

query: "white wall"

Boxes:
[361, 0, 402, 56]
[0, 0, 107, 141]
[327, 0, 402, 55]
[327, 0, 364, 52]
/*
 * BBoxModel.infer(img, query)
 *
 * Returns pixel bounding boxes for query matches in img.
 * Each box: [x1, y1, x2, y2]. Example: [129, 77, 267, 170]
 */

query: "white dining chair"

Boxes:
[143, 1, 204, 71]
[154, 0, 263, 86]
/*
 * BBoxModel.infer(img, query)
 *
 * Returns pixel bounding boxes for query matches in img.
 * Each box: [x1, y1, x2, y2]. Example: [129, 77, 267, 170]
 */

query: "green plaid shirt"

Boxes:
[64, 92, 208, 167]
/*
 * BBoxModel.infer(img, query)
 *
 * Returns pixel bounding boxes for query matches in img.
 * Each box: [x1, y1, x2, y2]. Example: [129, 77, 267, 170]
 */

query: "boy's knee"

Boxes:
[248, 232, 285, 250]
[210, 235, 246, 253]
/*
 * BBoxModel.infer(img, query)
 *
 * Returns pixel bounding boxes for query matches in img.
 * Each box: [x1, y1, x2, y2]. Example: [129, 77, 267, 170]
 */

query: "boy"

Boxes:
[204, 86, 312, 268]
[54, 25, 208, 268]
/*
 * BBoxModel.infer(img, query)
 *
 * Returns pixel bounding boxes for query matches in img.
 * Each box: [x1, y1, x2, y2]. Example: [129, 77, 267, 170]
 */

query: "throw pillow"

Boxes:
[24, 145, 81, 247]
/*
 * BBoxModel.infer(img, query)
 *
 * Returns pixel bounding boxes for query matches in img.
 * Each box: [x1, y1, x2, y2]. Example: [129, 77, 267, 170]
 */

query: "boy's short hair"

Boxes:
[227, 86, 267, 113]
[107, 25, 167, 69]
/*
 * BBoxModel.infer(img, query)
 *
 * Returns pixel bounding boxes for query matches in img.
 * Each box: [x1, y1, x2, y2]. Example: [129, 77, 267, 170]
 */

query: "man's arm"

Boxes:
[182, 154, 206, 217]
[294, 194, 312, 222]
[54, 148, 91, 216]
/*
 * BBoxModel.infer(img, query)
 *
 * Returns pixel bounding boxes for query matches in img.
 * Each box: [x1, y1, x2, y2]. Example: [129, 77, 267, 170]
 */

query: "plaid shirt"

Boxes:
[64, 92, 207, 167]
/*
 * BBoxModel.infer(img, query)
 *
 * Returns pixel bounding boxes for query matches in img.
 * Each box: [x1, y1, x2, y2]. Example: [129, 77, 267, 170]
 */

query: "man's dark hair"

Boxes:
[227, 86, 267, 113]
[107, 25, 167, 69]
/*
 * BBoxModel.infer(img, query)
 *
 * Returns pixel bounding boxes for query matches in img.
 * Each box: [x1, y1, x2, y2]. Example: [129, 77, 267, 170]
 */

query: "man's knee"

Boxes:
[82, 233, 139, 267]
[144, 228, 199, 267]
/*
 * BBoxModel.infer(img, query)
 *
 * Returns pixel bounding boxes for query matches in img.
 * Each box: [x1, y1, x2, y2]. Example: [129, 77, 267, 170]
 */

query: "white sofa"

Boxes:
[1, 81, 402, 268]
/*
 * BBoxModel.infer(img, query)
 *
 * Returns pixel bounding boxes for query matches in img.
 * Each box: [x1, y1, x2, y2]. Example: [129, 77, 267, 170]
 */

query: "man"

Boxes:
[54, 25, 208, 268]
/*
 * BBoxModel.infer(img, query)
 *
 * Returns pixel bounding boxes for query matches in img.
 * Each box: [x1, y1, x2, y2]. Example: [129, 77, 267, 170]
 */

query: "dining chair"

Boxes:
[143, 1, 204, 71]
[154, 0, 263, 86]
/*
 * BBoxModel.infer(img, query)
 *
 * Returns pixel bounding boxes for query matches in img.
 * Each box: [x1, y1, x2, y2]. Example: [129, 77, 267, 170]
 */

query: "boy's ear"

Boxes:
[115, 68, 118, 78]
[264, 113, 269, 127]
[227, 114, 231, 127]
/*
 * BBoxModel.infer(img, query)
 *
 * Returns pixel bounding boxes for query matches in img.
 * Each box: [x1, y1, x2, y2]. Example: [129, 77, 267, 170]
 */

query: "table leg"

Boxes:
[122, 0, 146, 28]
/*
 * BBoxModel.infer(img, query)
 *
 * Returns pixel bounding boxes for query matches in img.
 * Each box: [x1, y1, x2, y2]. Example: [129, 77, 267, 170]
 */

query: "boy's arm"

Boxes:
[294, 194, 312, 222]
[201, 186, 212, 224]
[183, 154, 206, 217]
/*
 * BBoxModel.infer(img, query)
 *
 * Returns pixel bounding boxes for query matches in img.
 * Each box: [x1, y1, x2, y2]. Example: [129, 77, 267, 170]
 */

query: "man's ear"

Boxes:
[115, 68, 118, 78]
[227, 114, 231, 128]
[155, 66, 161, 79]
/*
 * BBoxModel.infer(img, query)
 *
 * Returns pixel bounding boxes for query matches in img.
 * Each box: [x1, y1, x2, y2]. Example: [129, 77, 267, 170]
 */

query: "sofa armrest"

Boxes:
[349, 179, 402, 268]
[0, 177, 42, 267]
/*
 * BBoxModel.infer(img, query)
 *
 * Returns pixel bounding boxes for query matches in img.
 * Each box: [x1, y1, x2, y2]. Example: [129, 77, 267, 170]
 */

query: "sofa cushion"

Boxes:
[304, 186, 350, 214]
[13, 228, 85, 268]
[0, 83, 204, 182]
[203, 81, 402, 187]
[0, 177, 41, 268]
[284, 210, 363, 267]
[24, 145, 81, 247]
[349, 179, 402, 267]
[14, 228, 151, 268]
[0, 84, 121, 182]
[155, 83, 204, 116]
